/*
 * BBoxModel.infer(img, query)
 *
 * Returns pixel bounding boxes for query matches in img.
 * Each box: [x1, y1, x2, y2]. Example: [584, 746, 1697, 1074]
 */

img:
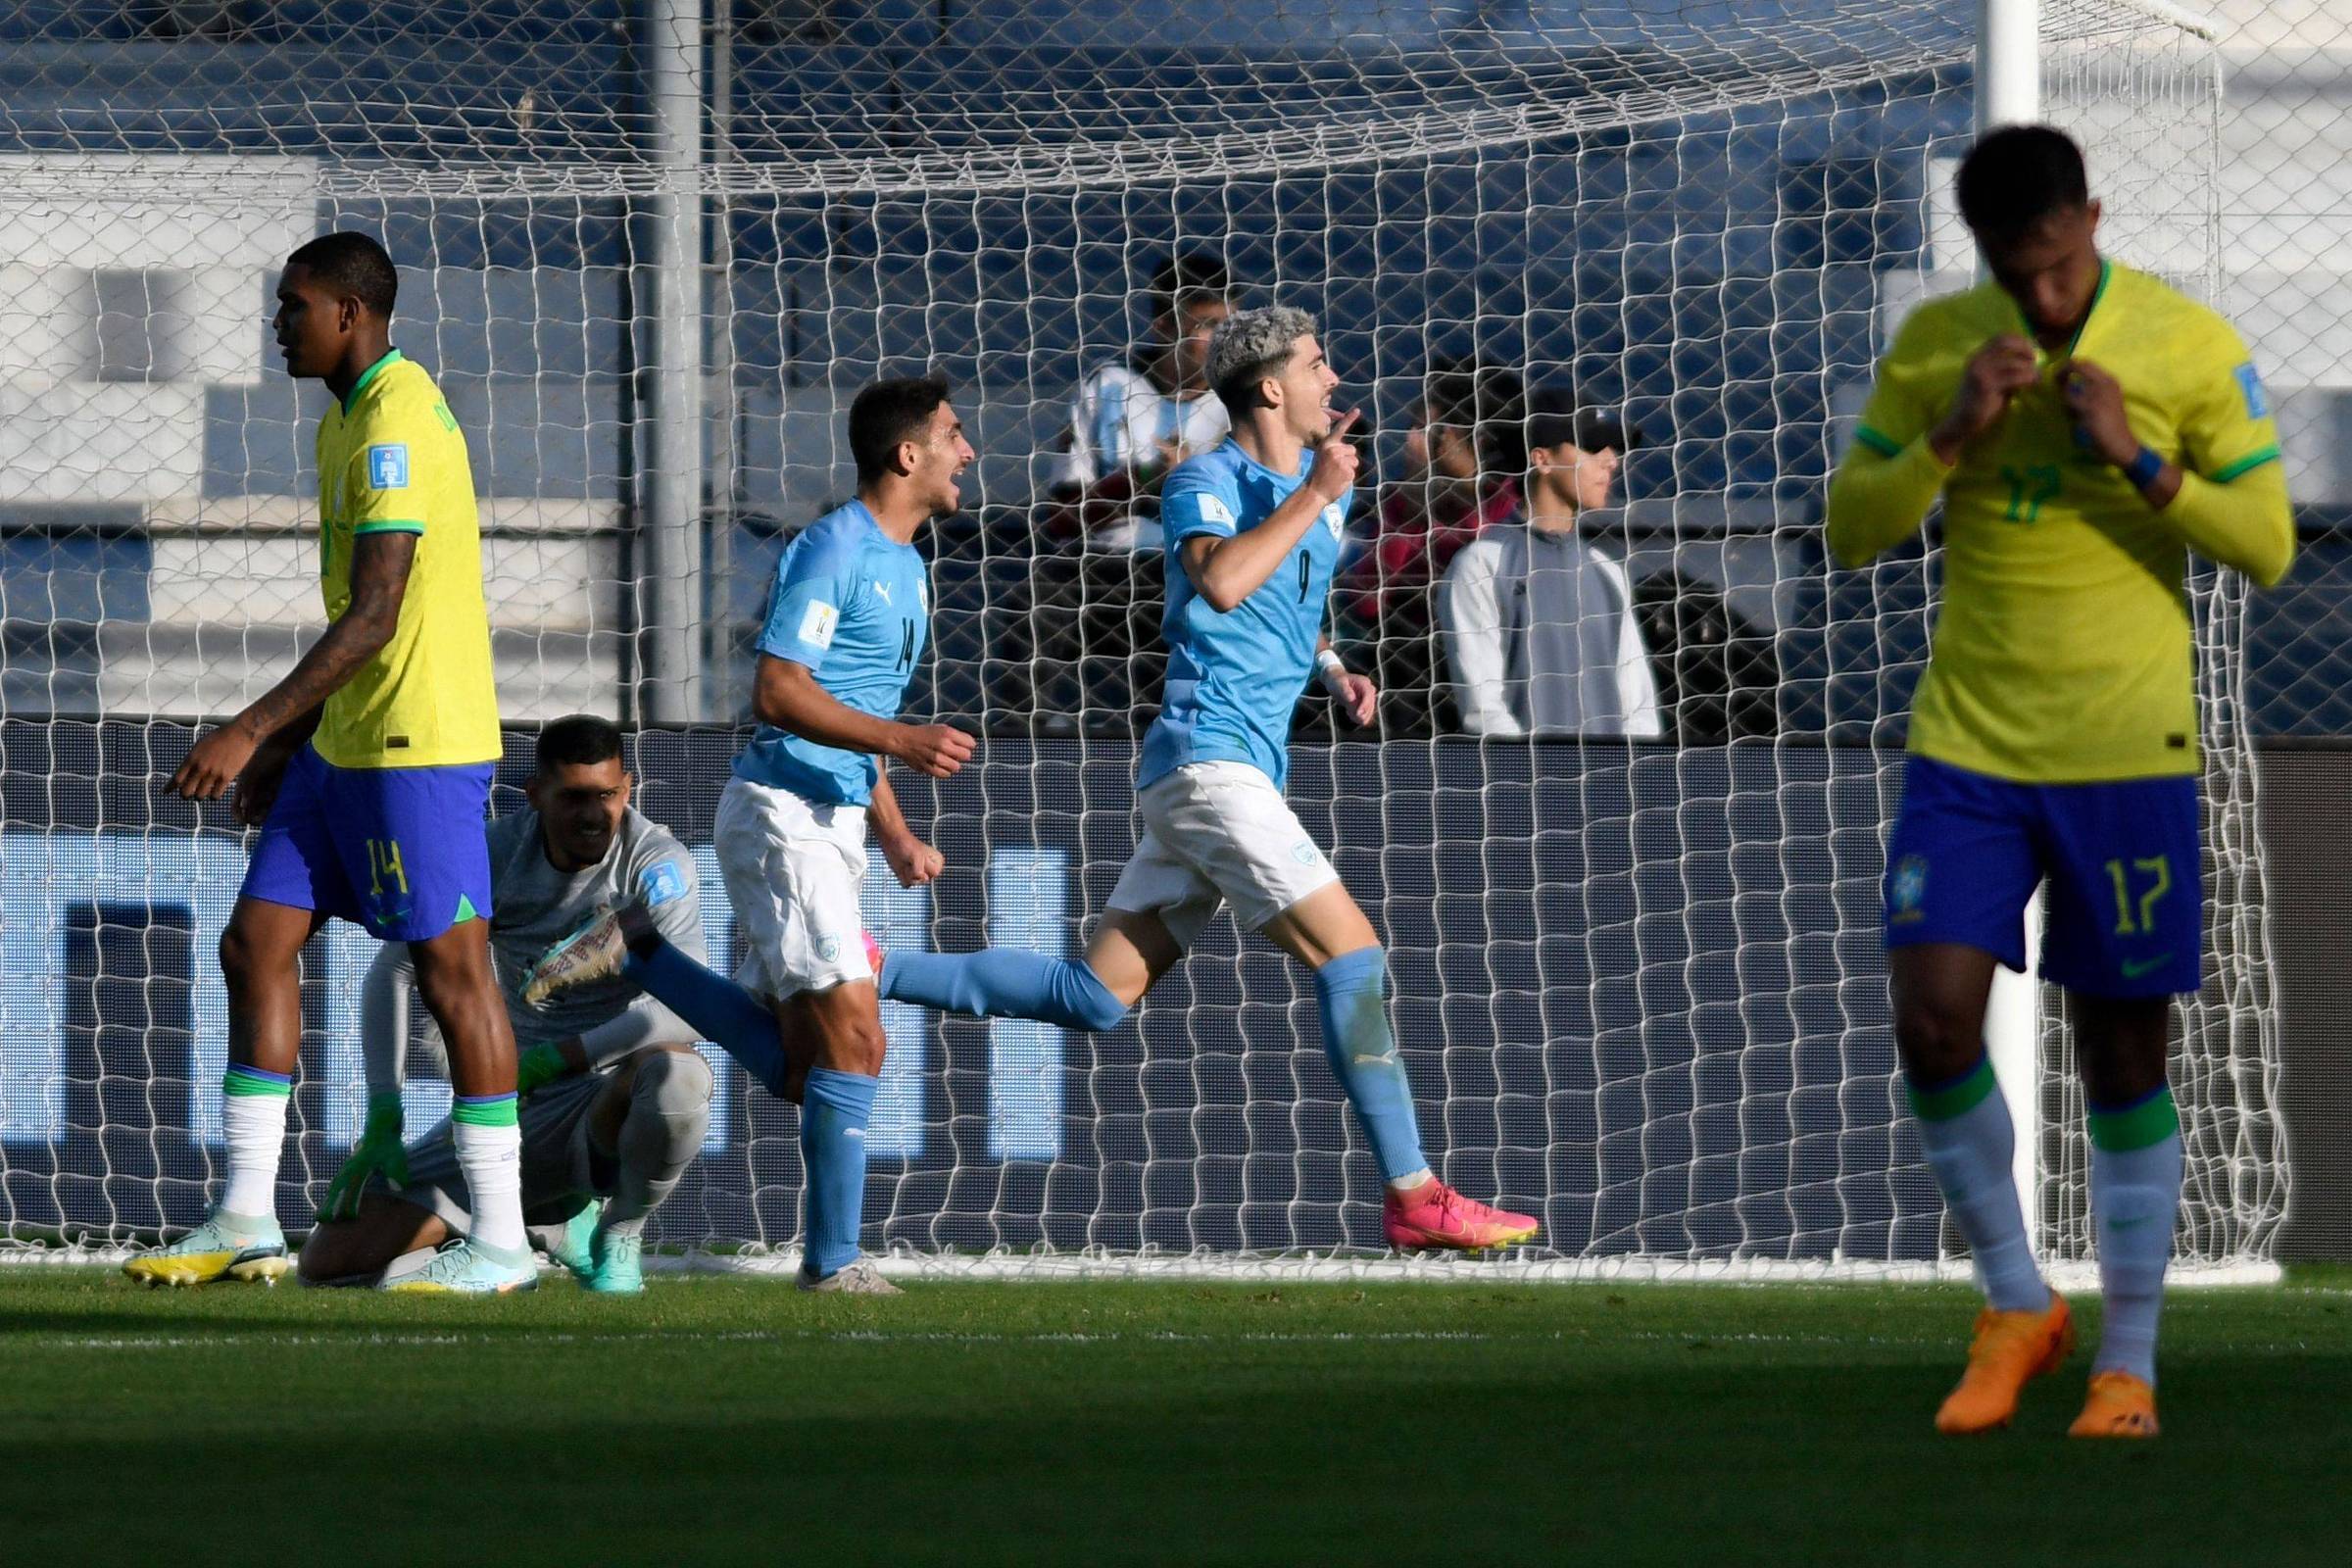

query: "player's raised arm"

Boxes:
[1180, 409, 1356, 611]
[1825, 328, 2037, 570]
[1171, 308, 1357, 612]
[2061, 356, 2295, 586]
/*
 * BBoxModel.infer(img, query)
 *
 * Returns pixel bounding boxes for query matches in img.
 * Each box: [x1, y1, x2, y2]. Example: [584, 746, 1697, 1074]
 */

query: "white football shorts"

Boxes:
[712, 775, 872, 1001]
[1105, 760, 1341, 947]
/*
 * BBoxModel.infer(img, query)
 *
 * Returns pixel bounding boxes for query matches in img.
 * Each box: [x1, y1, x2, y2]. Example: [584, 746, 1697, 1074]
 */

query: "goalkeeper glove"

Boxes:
[514, 1041, 571, 1100]
[319, 1092, 407, 1222]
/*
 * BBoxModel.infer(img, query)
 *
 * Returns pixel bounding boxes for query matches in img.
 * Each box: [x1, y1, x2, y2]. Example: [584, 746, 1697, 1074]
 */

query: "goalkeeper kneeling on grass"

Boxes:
[301, 715, 713, 1295]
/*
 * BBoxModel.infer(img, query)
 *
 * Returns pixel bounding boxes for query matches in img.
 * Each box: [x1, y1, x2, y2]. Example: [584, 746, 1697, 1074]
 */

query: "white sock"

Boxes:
[219, 1070, 290, 1221]
[1911, 1062, 2050, 1313]
[2090, 1121, 2183, 1385]
[454, 1118, 527, 1253]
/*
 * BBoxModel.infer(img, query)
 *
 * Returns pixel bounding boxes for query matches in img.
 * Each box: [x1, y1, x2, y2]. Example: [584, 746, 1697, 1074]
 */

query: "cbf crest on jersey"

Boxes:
[367, 443, 410, 489]
[1889, 855, 1928, 925]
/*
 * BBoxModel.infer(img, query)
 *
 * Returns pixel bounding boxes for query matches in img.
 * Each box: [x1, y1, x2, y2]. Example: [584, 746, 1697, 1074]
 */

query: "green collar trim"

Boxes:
[1995, 258, 2112, 358]
[2066, 259, 2114, 358]
[342, 348, 404, 415]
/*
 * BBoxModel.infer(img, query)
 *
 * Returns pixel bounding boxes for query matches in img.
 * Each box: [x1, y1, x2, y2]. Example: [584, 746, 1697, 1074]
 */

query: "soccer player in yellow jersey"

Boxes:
[129, 232, 534, 1295]
[1827, 126, 2292, 1439]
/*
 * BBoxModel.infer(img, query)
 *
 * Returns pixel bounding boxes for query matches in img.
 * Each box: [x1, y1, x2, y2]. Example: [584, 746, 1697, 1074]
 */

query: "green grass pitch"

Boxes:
[2, 1268, 2345, 1566]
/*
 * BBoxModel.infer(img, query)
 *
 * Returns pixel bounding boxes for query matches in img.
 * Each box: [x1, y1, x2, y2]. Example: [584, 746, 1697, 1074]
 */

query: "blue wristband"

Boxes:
[2124, 446, 2165, 490]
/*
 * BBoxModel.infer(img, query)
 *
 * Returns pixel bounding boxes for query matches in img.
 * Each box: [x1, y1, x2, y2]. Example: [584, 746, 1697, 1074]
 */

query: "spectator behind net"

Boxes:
[1335, 359, 1523, 730]
[1010, 253, 1240, 735]
[1438, 386, 1662, 738]
[1046, 252, 1238, 552]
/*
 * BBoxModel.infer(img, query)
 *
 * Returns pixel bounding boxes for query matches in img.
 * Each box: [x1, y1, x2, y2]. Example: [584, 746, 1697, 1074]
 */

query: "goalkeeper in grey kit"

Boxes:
[301, 716, 713, 1293]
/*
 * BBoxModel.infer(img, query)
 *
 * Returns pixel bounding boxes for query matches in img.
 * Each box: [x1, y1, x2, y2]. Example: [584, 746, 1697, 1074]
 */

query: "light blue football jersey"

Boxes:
[1138, 438, 1351, 792]
[735, 500, 929, 807]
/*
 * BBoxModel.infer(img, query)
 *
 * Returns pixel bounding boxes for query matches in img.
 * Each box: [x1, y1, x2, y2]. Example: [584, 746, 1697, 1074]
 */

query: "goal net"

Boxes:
[0, 1, 2281, 1280]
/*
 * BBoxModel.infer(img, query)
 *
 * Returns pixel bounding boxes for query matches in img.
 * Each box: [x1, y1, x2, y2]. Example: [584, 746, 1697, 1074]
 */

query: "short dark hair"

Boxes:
[1151, 252, 1232, 323]
[1956, 124, 2090, 242]
[536, 713, 626, 774]
[1421, 358, 1525, 474]
[1506, 384, 1643, 476]
[849, 373, 955, 485]
[285, 231, 399, 318]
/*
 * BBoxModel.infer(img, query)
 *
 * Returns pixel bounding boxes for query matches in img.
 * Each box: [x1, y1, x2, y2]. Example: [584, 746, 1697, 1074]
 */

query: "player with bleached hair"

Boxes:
[869, 306, 1539, 1251]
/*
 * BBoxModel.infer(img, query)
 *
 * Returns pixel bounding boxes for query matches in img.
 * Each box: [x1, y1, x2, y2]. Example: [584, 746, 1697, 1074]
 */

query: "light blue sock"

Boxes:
[1312, 948, 1430, 1186]
[877, 949, 1129, 1033]
[1908, 1055, 2050, 1313]
[622, 942, 788, 1093]
[801, 1067, 879, 1280]
[2088, 1087, 2183, 1386]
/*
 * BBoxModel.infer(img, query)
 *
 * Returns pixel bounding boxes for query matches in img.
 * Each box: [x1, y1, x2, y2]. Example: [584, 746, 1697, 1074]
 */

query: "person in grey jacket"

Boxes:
[1438, 386, 1662, 738]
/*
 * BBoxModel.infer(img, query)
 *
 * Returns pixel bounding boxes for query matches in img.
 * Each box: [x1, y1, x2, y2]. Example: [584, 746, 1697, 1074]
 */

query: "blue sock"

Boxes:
[877, 949, 1129, 1033]
[622, 942, 789, 1094]
[1908, 1055, 2051, 1313]
[801, 1066, 879, 1280]
[1312, 948, 1430, 1186]
[2088, 1087, 2183, 1385]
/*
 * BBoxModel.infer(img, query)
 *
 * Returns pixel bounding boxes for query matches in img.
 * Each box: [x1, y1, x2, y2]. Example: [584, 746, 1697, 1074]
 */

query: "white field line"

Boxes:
[2, 1249, 2317, 1293]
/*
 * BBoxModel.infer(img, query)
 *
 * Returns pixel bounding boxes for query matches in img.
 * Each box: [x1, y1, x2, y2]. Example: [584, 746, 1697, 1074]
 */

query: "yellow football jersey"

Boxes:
[1847, 262, 2286, 783]
[312, 351, 501, 769]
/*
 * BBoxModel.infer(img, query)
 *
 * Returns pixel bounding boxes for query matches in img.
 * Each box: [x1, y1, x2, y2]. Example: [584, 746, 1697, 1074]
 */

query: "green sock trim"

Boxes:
[222, 1064, 292, 1098]
[2089, 1089, 2180, 1152]
[1906, 1056, 1998, 1122]
[451, 1094, 519, 1128]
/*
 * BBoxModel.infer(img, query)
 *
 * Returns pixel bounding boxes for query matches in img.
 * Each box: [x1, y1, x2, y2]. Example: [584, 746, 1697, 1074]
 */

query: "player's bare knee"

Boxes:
[820, 1016, 886, 1077]
[216, 921, 270, 996]
[1892, 995, 1980, 1078]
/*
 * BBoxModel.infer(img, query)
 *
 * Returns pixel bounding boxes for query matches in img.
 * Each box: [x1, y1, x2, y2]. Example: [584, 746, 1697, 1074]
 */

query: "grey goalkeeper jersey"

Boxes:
[364, 807, 709, 1091]
[477, 807, 706, 1046]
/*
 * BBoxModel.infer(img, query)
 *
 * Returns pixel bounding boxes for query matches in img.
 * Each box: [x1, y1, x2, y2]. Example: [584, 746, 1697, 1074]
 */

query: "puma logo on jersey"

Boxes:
[872, 580, 893, 604]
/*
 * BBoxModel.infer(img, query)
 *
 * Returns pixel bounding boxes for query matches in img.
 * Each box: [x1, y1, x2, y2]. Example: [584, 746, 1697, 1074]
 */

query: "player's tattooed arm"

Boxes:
[169, 530, 417, 808]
